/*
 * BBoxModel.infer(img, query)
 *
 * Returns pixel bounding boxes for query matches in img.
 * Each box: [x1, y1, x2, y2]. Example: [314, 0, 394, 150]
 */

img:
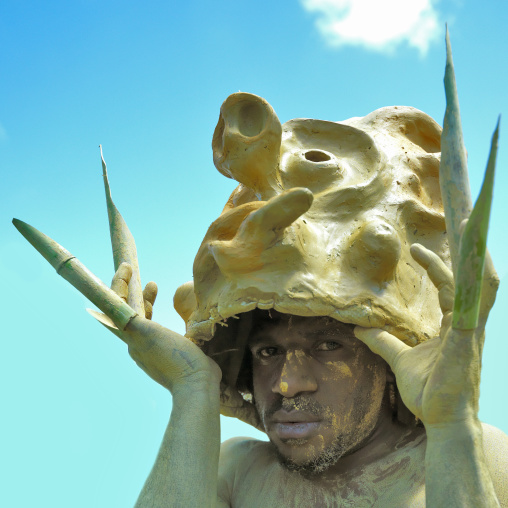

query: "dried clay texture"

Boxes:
[174, 93, 448, 350]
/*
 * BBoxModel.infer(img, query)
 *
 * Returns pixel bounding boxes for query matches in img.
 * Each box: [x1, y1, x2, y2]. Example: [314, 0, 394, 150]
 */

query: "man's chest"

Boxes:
[227, 447, 426, 507]
[230, 474, 425, 508]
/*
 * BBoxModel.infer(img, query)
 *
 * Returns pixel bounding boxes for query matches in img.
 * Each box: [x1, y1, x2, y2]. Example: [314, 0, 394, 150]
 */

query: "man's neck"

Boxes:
[306, 407, 425, 484]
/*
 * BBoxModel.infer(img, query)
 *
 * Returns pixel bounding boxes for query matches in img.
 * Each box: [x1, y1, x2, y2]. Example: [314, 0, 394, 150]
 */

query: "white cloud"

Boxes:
[300, 0, 441, 55]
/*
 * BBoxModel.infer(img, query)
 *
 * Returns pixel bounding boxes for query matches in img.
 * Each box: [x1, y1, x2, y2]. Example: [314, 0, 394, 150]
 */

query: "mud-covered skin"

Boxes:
[218, 424, 508, 507]
[218, 430, 427, 507]
[216, 312, 508, 507]
[118, 246, 508, 507]
[248, 314, 387, 472]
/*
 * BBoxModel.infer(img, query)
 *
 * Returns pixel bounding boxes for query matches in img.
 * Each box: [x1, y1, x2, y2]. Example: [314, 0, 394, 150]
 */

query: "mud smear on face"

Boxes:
[257, 393, 381, 477]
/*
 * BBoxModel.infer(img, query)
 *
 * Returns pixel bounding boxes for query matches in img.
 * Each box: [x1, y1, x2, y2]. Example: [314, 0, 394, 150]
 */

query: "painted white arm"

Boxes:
[134, 375, 226, 508]
[425, 420, 500, 508]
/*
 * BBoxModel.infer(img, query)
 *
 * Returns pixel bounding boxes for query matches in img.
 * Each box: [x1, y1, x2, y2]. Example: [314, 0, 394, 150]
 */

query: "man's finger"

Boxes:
[143, 282, 158, 320]
[111, 262, 133, 302]
[143, 282, 158, 305]
[354, 327, 409, 371]
[410, 243, 454, 313]
[410, 243, 452, 289]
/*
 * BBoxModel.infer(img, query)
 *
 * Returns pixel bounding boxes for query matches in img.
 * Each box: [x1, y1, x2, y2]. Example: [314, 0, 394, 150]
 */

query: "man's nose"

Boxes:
[272, 349, 318, 397]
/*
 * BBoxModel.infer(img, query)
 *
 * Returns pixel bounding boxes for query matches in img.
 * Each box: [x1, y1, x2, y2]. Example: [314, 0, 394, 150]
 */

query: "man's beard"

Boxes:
[274, 433, 353, 477]
[256, 394, 376, 477]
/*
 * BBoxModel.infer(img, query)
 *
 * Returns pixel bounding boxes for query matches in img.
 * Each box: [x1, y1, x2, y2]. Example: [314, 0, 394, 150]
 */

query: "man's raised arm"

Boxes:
[354, 239, 503, 507]
[12, 219, 228, 508]
[91, 266, 229, 507]
[109, 268, 225, 507]
[132, 338, 223, 507]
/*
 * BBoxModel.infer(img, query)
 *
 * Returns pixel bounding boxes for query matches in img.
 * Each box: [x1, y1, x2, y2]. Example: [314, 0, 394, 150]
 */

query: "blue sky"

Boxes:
[2, 1, 508, 506]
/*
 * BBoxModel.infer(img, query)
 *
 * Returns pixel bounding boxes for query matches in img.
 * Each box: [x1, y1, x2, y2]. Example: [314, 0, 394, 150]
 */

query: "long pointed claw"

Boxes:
[100, 146, 145, 315]
[453, 118, 500, 330]
[440, 26, 473, 276]
[12, 219, 137, 330]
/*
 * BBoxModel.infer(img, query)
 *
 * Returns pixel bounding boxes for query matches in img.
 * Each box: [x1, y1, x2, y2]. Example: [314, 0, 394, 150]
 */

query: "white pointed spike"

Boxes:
[440, 26, 473, 277]
[100, 145, 145, 315]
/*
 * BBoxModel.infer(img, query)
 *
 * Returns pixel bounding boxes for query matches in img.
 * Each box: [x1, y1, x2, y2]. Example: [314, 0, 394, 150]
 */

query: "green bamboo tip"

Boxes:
[12, 218, 75, 272]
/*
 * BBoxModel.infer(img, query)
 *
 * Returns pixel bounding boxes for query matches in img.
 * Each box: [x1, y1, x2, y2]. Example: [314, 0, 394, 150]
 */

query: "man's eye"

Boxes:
[256, 347, 280, 358]
[316, 341, 342, 351]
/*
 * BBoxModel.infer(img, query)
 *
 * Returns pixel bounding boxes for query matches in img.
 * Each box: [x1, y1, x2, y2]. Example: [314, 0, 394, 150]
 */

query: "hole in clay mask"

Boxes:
[238, 102, 266, 137]
[304, 150, 331, 162]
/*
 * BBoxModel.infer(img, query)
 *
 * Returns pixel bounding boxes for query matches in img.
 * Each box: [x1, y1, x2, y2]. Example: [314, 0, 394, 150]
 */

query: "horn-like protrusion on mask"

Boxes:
[209, 187, 313, 275]
[174, 280, 198, 322]
[212, 93, 282, 199]
[349, 220, 401, 283]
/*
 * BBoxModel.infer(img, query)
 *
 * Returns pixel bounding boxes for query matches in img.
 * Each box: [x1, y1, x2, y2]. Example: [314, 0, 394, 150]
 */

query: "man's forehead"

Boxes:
[248, 312, 356, 344]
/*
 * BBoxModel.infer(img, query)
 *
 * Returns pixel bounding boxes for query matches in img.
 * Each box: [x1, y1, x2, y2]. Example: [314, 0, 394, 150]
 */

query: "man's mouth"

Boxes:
[271, 410, 321, 440]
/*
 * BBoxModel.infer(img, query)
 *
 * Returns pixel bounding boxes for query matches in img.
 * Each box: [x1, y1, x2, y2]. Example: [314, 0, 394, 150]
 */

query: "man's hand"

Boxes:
[109, 262, 222, 393]
[109, 266, 225, 508]
[111, 262, 158, 320]
[354, 243, 488, 427]
[359, 244, 503, 508]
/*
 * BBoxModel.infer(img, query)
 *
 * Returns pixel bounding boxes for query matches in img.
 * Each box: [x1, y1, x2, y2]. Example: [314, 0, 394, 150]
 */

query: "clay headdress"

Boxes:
[174, 92, 448, 411]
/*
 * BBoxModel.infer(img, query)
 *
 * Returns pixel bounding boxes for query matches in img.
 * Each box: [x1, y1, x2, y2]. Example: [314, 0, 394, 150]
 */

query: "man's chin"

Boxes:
[275, 442, 346, 477]
[271, 433, 349, 477]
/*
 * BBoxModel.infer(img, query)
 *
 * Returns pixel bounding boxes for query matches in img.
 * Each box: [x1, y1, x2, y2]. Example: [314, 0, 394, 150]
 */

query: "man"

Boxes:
[14, 63, 508, 506]
[120, 90, 508, 506]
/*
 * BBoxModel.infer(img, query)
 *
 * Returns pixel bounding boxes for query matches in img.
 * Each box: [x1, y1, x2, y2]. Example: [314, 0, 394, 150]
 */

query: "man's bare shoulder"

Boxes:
[482, 422, 508, 506]
[219, 436, 273, 473]
[217, 437, 274, 506]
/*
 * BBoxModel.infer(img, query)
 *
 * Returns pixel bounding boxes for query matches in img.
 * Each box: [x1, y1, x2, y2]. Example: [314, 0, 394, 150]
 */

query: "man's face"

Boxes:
[249, 313, 387, 475]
